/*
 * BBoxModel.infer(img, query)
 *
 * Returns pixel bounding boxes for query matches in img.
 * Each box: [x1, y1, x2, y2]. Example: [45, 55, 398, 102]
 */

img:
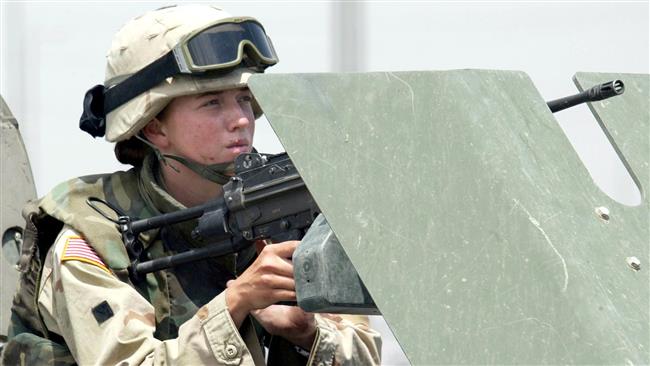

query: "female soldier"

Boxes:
[2, 5, 381, 365]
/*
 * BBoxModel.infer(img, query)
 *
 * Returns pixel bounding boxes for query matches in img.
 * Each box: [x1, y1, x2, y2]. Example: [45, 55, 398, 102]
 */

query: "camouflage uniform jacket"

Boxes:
[2, 157, 381, 365]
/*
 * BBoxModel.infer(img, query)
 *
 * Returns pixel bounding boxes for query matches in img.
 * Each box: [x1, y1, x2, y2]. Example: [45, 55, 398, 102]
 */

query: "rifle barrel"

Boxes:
[128, 198, 224, 235]
[134, 238, 247, 275]
[547, 80, 624, 113]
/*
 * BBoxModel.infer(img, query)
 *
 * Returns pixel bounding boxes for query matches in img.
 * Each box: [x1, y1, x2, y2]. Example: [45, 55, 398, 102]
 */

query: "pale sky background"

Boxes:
[1, 1, 648, 364]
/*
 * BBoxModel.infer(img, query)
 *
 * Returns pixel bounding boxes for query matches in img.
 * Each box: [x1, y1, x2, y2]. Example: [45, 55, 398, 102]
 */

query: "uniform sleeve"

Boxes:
[38, 227, 262, 365]
[308, 314, 382, 366]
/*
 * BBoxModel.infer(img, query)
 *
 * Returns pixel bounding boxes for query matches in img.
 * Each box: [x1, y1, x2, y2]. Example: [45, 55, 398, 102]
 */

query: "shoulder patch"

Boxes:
[92, 300, 114, 324]
[61, 236, 110, 274]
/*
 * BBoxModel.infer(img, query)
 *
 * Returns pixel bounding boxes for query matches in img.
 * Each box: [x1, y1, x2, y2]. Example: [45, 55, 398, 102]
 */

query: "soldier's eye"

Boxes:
[202, 98, 220, 107]
[238, 95, 253, 103]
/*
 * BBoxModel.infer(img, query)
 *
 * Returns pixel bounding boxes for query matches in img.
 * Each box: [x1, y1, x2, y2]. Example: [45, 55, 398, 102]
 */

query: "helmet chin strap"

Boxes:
[162, 155, 233, 185]
[135, 135, 233, 185]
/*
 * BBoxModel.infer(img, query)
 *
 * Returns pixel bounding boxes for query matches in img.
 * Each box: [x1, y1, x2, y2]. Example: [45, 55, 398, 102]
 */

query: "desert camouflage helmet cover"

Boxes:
[104, 5, 263, 142]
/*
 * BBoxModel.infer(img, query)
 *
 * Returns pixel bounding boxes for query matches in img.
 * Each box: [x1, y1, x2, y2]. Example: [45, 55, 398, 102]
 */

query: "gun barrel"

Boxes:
[128, 198, 223, 235]
[589, 79, 625, 100]
[546, 80, 625, 113]
[134, 238, 249, 275]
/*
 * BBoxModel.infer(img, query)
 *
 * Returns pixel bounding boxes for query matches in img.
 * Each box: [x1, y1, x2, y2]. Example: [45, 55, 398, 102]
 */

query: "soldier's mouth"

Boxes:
[226, 140, 251, 153]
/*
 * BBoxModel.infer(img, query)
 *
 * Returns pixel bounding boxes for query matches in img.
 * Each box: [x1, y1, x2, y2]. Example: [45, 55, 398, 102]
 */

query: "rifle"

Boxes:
[88, 151, 377, 314]
[88, 152, 320, 280]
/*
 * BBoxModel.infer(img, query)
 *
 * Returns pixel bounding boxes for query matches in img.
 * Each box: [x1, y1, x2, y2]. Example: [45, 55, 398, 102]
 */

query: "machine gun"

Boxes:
[102, 152, 320, 278]
[92, 151, 377, 314]
[546, 79, 624, 113]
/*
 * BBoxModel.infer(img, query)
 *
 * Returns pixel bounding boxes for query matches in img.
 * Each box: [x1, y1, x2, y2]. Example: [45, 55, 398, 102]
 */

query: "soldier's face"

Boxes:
[156, 88, 255, 165]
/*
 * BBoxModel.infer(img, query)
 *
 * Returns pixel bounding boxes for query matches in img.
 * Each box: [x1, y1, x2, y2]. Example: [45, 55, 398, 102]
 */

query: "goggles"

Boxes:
[80, 17, 278, 137]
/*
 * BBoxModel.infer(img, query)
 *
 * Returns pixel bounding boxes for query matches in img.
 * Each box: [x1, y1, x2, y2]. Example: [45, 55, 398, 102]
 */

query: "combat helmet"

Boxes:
[79, 4, 278, 143]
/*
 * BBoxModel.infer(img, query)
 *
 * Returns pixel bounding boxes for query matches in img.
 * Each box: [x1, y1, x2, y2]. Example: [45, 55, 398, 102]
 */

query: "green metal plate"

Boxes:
[1, 95, 37, 336]
[249, 70, 649, 364]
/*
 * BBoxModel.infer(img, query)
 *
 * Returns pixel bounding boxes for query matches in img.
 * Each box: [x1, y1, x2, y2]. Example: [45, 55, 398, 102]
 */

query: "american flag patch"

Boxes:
[61, 236, 110, 274]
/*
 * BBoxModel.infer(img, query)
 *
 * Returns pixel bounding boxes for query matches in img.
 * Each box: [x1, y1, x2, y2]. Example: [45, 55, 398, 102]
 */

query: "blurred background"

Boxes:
[1, 1, 648, 364]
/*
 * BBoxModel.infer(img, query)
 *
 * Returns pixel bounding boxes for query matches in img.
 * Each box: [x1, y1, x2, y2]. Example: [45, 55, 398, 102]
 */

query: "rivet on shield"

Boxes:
[2, 227, 24, 266]
[594, 206, 610, 221]
[626, 257, 641, 271]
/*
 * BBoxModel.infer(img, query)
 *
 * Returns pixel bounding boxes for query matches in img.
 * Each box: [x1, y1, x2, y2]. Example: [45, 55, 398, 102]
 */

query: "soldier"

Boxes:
[1, 5, 381, 365]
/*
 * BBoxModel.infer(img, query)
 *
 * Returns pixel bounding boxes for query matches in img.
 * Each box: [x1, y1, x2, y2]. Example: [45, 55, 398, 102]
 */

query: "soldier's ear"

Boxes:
[142, 118, 170, 149]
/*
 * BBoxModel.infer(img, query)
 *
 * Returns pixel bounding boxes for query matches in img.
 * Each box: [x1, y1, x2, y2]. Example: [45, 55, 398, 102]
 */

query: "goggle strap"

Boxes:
[104, 51, 180, 115]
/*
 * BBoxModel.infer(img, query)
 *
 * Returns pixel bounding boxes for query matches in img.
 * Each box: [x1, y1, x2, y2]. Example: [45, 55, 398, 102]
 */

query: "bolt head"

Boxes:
[626, 256, 641, 271]
[595, 206, 610, 221]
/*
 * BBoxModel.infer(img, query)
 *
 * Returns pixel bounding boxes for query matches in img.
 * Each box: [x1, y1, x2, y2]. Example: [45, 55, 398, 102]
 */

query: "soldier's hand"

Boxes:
[252, 304, 316, 350]
[225, 240, 298, 327]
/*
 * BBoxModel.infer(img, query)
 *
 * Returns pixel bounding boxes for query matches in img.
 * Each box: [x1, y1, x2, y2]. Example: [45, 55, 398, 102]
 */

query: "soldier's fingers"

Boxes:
[258, 274, 295, 291]
[264, 240, 299, 259]
[257, 248, 295, 277]
[257, 256, 294, 278]
[272, 289, 297, 302]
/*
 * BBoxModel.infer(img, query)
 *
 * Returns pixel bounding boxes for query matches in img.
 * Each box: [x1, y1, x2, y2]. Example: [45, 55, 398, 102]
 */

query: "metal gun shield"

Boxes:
[1, 95, 37, 339]
[249, 70, 649, 365]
